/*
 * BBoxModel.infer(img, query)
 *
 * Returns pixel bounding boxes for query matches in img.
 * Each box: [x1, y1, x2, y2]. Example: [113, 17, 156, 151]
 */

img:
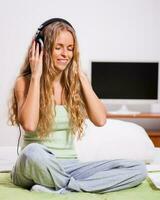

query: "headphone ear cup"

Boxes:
[35, 38, 44, 53]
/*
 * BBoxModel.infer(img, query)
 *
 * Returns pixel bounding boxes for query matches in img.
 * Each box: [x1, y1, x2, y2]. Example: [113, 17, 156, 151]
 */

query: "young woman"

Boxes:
[8, 18, 147, 194]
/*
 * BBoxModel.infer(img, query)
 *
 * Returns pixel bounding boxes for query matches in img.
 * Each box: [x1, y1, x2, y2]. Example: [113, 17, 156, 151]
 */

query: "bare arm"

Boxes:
[15, 41, 43, 131]
[15, 75, 41, 131]
[79, 70, 107, 126]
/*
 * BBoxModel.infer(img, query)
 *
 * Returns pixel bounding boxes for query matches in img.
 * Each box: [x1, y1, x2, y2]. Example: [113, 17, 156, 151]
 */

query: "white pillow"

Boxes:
[74, 119, 155, 163]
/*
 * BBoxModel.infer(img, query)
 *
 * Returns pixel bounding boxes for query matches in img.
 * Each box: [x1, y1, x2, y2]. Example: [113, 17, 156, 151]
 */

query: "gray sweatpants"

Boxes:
[11, 143, 147, 193]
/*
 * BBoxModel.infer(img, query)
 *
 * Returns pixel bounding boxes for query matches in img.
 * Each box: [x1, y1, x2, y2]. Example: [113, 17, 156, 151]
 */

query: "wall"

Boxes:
[0, 0, 160, 146]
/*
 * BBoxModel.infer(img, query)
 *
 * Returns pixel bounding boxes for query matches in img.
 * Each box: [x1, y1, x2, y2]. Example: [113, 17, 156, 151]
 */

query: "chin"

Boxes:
[55, 64, 69, 71]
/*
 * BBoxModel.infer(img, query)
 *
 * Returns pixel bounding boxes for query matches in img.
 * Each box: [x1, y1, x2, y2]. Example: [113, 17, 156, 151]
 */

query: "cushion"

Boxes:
[74, 119, 155, 163]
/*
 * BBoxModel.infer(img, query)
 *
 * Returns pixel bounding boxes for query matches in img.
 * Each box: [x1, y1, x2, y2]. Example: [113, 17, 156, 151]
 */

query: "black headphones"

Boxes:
[35, 18, 74, 52]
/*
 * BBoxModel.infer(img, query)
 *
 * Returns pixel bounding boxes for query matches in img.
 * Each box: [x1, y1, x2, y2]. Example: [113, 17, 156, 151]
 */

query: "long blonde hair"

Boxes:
[8, 21, 87, 139]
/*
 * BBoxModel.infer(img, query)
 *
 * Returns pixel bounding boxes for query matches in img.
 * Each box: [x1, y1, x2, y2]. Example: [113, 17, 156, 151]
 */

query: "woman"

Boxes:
[8, 18, 147, 194]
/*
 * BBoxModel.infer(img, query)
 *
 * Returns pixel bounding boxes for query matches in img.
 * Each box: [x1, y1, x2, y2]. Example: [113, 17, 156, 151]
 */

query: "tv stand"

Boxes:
[109, 105, 140, 115]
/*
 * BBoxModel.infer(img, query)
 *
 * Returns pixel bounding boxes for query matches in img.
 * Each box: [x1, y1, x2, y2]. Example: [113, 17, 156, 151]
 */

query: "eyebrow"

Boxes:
[55, 43, 74, 47]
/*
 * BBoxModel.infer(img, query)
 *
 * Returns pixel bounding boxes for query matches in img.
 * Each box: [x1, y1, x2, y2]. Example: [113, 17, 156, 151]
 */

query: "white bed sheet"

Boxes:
[146, 147, 160, 172]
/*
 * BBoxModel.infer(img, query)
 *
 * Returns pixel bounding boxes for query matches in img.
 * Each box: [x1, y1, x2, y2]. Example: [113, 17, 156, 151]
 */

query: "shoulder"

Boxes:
[14, 75, 30, 97]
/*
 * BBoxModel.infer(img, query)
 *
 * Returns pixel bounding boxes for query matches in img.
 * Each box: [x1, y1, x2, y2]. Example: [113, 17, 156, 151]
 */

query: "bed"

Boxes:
[1, 119, 160, 200]
[0, 171, 160, 200]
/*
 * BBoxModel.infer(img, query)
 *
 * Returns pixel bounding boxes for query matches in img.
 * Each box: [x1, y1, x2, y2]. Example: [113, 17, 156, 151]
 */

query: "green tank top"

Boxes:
[22, 105, 77, 159]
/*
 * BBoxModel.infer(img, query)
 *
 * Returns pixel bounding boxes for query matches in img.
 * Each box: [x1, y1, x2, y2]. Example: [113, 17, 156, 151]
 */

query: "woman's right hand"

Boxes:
[29, 40, 43, 78]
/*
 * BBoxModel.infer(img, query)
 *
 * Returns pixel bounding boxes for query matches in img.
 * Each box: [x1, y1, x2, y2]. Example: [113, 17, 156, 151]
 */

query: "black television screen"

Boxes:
[91, 61, 159, 100]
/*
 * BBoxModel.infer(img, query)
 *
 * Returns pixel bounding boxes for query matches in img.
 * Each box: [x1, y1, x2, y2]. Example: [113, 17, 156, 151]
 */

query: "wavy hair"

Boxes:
[8, 21, 87, 139]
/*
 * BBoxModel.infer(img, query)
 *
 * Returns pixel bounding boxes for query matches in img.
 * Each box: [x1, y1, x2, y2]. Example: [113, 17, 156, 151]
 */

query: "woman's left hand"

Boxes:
[78, 68, 89, 82]
[78, 67, 106, 126]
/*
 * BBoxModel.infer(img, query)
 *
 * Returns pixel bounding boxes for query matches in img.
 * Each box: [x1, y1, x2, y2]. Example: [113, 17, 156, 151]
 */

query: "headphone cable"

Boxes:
[17, 124, 22, 156]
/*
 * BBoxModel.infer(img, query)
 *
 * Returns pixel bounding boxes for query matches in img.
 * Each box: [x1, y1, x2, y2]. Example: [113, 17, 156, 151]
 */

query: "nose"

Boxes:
[61, 48, 67, 57]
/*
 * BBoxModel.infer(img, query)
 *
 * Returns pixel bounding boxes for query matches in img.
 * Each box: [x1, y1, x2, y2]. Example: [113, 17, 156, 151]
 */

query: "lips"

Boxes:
[57, 59, 68, 64]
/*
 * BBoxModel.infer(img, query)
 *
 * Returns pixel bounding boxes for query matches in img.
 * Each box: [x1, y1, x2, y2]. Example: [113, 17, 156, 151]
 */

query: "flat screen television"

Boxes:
[91, 61, 159, 114]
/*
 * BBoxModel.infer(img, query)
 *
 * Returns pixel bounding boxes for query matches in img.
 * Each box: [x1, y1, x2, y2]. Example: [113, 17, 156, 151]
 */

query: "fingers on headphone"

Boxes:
[35, 42, 40, 58]
[29, 39, 44, 59]
[35, 41, 44, 59]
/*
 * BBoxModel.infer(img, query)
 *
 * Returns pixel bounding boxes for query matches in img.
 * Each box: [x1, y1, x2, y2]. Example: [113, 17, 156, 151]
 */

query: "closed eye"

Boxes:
[55, 44, 74, 51]
[68, 46, 74, 51]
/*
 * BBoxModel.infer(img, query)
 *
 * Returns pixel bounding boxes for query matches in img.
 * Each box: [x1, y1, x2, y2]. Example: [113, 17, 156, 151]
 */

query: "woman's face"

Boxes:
[52, 30, 74, 72]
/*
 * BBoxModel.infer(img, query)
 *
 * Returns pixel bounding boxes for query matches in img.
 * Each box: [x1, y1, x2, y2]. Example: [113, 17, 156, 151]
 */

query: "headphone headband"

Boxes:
[35, 18, 73, 40]
[34, 18, 74, 53]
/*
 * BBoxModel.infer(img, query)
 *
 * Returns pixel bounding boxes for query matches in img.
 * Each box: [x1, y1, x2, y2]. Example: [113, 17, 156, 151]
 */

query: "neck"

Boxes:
[54, 71, 63, 83]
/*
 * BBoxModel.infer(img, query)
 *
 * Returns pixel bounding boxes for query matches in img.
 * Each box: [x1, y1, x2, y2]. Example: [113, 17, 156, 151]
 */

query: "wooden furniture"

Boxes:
[107, 112, 160, 147]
